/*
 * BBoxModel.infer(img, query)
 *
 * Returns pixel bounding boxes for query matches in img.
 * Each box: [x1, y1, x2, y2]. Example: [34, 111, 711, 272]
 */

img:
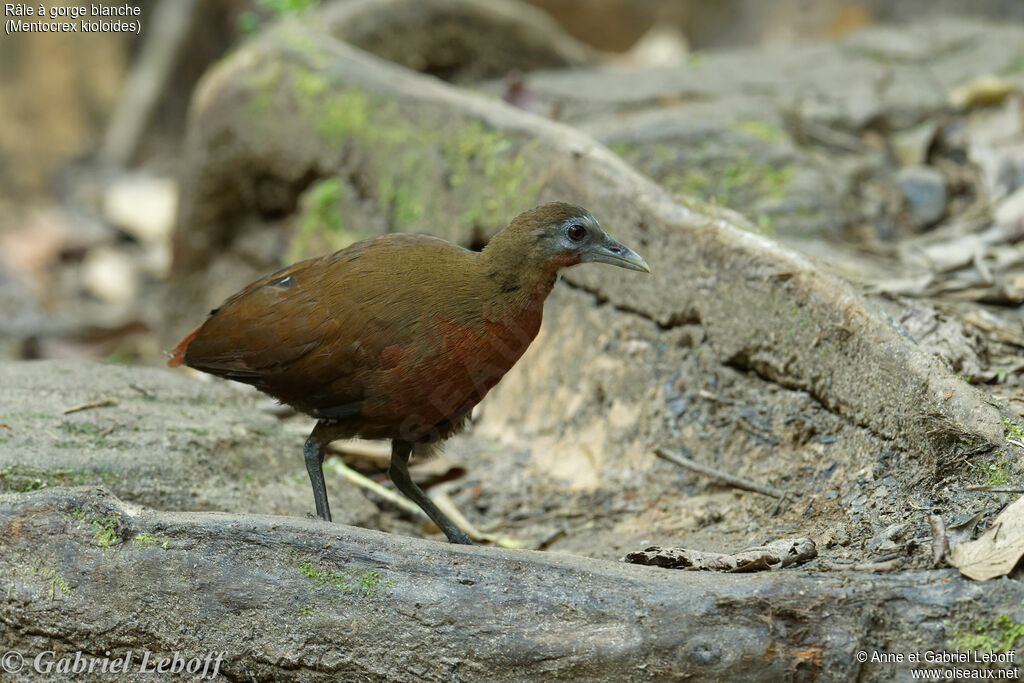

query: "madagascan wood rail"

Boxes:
[169, 203, 650, 544]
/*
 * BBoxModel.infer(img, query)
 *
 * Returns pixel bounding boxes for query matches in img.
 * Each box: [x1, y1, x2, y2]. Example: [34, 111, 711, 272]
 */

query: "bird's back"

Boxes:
[176, 233, 543, 441]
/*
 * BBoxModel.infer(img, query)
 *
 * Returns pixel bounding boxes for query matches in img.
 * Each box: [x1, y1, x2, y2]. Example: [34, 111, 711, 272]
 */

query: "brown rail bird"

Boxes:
[169, 202, 649, 544]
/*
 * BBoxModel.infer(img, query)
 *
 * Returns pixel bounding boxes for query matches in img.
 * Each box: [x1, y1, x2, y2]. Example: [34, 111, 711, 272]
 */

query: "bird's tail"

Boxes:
[167, 326, 199, 367]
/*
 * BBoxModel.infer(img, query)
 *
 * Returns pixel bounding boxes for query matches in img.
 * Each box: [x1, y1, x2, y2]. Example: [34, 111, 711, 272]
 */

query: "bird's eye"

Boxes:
[567, 224, 586, 241]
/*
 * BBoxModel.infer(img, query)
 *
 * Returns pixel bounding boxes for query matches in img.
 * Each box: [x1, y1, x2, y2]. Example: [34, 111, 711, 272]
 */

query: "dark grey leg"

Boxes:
[389, 440, 473, 545]
[304, 426, 332, 522]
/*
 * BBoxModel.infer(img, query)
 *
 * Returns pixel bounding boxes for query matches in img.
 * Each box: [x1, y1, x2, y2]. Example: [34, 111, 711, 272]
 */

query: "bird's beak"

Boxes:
[584, 238, 652, 273]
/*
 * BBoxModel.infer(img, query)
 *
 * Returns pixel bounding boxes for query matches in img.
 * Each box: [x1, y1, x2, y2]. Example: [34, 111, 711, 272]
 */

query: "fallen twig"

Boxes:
[929, 513, 948, 567]
[129, 384, 156, 400]
[851, 559, 901, 573]
[62, 398, 119, 415]
[624, 538, 817, 571]
[329, 461, 522, 548]
[965, 485, 1024, 493]
[330, 460, 426, 519]
[432, 491, 523, 548]
[654, 448, 786, 499]
[327, 439, 391, 465]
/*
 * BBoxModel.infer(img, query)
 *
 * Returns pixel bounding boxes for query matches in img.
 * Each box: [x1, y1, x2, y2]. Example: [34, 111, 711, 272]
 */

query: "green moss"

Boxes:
[295, 604, 316, 616]
[315, 89, 375, 144]
[1002, 51, 1024, 75]
[133, 533, 169, 550]
[843, 45, 904, 65]
[257, 0, 318, 15]
[663, 156, 793, 210]
[443, 121, 544, 228]
[377, 150, 428, 229]
[618, 139, 794, 213]
[246, 61, 284, 117]
[45, 569, 71, 599]
[287, 176, 372, 263]
[730, 119, 788, 143]
[102, 351, 135, 365]
[281, 63, 543, 256]
[72, 509, 122, 549]
[1002, 418, 1024, 440]
[238, 0, 319, 35]
[296, 555, 392, 596]
[293, 66, 328, 99]
[949, 611, 1024, 653]
[53, 420, 120, 450]
[0, 465, 119, 493]
[15, 564, 72, 600]
[975, 456, 1009, 486]
[59, 421, 100, 436]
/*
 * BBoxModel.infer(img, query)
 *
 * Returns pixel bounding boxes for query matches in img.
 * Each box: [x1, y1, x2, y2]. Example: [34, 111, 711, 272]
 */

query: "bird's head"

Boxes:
[485, 203, 651, 277]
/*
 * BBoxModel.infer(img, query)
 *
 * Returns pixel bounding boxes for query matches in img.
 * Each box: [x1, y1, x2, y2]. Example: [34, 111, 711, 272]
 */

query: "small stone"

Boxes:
[876, 539, 898, 552]
[995, 184, 1024, 229]
[884, 521, 911, 541]
[890, 121, 938, 166]
[81, 246, 139, 304]
[103, 174, 177, 245]
[667, 396, 688, 417]
[898, 165, 947, 229]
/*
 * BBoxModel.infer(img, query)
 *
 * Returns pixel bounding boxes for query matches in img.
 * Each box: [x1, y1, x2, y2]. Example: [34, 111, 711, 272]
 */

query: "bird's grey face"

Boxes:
[537, 211, 651, 273]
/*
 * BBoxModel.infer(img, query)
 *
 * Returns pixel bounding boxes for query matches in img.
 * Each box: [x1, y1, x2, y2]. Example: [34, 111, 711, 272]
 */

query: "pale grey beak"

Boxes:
[584, 238, 651, 273]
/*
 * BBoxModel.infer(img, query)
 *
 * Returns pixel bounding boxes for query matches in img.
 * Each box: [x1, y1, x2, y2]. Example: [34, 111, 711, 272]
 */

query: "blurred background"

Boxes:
[3, 0, 1023, 367]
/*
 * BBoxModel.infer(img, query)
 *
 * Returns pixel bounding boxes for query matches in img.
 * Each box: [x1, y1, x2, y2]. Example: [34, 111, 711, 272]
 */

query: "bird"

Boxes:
[168, 202, 649, 544]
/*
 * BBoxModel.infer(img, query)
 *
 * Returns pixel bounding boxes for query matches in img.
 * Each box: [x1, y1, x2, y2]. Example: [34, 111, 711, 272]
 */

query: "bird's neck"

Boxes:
[477, 239, 560, 316]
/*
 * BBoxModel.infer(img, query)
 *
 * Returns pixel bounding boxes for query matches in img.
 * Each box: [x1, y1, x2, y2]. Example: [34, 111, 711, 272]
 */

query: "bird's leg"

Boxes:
[389, 440, 473, 545]
[304, 421, 333, 522]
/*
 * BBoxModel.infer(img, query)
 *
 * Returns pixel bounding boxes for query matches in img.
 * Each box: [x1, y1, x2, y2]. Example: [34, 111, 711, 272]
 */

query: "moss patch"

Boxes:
[0, 464, 119, 493]
[611, 140, 793, 224]
[13, 564, 72, 600]
[295, 554, 392, 597]
[133, 533, 170, 550]
[286, 177, 371, 263]
[662, 156, 793, 208]
[443, 120, 545, 229]
[271, 62, 544, 258]
[1004, 50, 1024, 75]
[72, 509, 122, 549]
[949, 611, 1024, 653]
[53, 420, 118, 450]
[238, 0, 319, 34]
[1003, 418, 1024, 441]
[730, 119, 788, 143]
[974, 455, 1009, 486]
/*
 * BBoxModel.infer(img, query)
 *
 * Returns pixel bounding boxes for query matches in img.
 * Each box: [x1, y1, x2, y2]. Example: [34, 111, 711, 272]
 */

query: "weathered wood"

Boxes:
[0, 486, 1017, 681]
[0, 359, 377, 525]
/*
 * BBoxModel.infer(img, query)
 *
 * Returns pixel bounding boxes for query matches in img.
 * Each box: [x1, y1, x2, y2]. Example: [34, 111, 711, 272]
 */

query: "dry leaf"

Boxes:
[949, 75, 1017, 109]
[950, 497, 1024, 580]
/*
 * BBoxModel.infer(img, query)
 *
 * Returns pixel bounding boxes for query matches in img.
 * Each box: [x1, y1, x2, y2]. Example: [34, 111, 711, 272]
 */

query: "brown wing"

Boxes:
[180, 234, 472, 417]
